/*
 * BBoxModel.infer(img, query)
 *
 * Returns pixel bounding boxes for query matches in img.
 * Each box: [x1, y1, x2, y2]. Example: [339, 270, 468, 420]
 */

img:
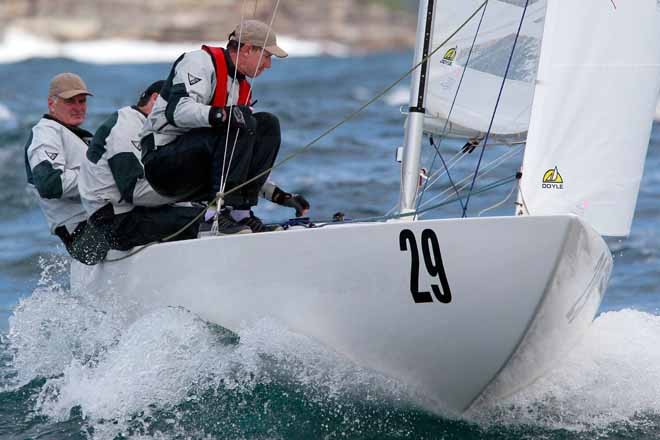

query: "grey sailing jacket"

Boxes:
[24, 117, 89, 233]
[140, 49, 243, 148]
[79, 106, 174, 218]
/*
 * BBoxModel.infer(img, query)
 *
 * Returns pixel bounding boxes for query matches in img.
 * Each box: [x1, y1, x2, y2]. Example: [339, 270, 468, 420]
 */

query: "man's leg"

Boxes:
[110, 205, 202, 251]
[142, 130, 214, 201]
[242, 112, 282, 207]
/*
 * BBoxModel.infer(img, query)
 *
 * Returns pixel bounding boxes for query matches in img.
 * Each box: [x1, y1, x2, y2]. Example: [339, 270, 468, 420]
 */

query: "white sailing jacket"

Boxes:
[140, 49, 243, 148]
[79, 106, 174, 217]
[24, 116, 89, 233]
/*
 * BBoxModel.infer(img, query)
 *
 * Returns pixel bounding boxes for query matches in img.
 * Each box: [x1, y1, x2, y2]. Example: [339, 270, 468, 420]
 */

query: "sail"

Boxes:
[424, 0, 547, 141]
[519, 0, 660, 237]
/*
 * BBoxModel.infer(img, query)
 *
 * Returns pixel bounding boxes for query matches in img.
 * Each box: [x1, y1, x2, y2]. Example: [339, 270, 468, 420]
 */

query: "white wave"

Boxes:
[472, 309, 660, 432]
[7, 261, 412, 439]
[384, 84, 410, 107]
[0, 102, 17, 128]
[0, 27, 343, 64]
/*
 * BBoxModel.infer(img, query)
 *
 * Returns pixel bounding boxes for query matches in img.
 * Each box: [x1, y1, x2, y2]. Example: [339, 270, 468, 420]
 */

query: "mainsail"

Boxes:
[425, 0, 547, 141]
[518, 0, 660, 237]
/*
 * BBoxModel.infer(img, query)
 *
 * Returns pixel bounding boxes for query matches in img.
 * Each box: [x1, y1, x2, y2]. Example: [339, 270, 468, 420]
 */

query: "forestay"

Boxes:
[519, 0, 660, 237]
[424, 0, 547, 141]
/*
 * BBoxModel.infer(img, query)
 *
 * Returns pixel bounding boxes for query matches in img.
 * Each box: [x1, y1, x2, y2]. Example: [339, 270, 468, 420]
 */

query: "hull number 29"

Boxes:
[399, 229, 452, 304]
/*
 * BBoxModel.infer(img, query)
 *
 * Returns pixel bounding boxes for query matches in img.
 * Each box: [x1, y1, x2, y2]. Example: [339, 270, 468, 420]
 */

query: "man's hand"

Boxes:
[224, 105, 252, 129]
[272, 187, 310, 217]
[209, 105, 252, 129]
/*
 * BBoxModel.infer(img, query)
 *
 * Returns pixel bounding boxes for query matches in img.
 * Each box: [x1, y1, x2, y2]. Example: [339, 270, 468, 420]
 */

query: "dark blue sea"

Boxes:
[0, 52, 659, 439]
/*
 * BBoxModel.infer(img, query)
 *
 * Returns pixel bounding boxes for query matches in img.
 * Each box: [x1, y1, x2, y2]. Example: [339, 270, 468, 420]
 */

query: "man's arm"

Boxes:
[162, 51, 216, 129]
[27, 127, 79, 199]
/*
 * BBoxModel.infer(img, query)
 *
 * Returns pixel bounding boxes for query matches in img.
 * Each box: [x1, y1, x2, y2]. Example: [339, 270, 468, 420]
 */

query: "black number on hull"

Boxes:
[399, 229, 452, 304]
[399, 229, 433, 303]
[421, 229, 452, 303]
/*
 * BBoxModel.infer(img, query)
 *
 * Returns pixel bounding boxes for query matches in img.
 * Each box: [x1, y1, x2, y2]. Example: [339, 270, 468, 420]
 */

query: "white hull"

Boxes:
[72, 214, 611, 413]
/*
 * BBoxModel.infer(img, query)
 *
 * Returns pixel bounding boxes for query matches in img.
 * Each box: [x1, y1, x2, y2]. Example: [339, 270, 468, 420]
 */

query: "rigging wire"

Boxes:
[478, 173, 520, 216]
[416, 0, 489, 214]
[219, 0, 281, 198]
[104, 0, 489, 263]
[321, 173, 519, 226]
[461, 0, 531, 218]
[417, 144, 523, 216]
[426, 136, 465, 213]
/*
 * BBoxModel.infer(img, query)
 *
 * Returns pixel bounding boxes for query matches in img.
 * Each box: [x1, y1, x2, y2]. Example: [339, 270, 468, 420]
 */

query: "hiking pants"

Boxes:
[142, 112, 281, 209]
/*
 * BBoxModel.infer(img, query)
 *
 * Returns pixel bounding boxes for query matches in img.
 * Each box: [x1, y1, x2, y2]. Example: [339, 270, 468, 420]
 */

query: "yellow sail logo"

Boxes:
[441, 47, 457, 65]
[542, 166, 564, 189]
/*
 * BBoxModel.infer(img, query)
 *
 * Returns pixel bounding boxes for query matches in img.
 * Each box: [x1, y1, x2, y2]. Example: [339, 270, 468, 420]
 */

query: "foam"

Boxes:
[8, 258, 660, 436]
[471, 309, 660, 432]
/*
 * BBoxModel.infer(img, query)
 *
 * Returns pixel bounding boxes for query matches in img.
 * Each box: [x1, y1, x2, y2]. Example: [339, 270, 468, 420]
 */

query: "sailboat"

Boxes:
[71, 0, 660, 414]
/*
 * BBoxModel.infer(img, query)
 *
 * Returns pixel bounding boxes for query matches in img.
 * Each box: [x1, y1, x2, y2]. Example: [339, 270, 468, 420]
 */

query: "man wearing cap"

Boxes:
[140, 19, 310, 235]
[79, 81, 201, 250]
[24, 72, 108, 264]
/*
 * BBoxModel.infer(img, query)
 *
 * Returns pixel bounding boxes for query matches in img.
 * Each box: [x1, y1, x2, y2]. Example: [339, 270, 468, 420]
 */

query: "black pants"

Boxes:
[55, 222, 109, 265]
[105, 205, 201, 251]
[143, 112, 281, 209]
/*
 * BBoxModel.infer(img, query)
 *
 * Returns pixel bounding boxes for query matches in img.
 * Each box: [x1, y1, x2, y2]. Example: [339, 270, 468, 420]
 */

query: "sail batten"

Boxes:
[519, 0, 660, 237]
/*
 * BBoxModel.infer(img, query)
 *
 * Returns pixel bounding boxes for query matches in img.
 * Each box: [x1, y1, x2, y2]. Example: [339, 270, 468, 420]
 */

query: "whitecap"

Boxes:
[0, 27, 345, 65]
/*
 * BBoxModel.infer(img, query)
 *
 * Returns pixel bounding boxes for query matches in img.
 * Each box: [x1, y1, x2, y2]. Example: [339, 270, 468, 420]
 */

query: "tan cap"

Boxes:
[230, 20, 288, 58]
[48, 72, 93, 99]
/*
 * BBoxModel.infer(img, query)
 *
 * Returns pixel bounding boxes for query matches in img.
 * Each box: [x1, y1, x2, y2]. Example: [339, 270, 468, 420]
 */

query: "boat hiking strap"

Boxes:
[104, 1, 489, 263]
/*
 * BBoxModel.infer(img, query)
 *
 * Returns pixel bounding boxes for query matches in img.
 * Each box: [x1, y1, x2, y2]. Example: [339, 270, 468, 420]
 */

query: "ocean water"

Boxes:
[0, 51, 659, 439]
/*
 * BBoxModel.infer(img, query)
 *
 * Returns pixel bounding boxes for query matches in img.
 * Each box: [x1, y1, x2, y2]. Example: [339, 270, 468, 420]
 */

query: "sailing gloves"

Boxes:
[272, 186, 310, 217]
[209, 105, 252, 130]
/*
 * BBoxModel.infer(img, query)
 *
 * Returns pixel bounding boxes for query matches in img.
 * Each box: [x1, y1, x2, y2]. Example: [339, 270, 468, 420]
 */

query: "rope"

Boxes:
[417, 144, 523, 215]
[317, 173, 519, 226]
[478, 174, 519, 216]
[416, 1, 488, 213]
[103, 1, 489, 263]
[427, 136, 465, 214]
[462, 0, 530, 218]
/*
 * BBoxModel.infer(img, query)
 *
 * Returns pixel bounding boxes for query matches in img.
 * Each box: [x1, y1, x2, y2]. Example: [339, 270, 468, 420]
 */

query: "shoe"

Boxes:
[238, 212, 284, 233]
[214, 210, 252, 235]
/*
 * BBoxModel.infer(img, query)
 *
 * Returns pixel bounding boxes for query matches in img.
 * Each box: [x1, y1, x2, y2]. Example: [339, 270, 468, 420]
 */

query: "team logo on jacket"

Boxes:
[131, 140, 142, 151]
[441, 47, 457, 65]
[45, 151, 58, 161]
[188, 73, 202, 85]
[542, 166, 564, 189]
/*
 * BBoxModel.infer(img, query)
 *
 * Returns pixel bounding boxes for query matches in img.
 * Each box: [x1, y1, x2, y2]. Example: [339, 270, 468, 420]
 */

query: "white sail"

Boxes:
[424, 0, 547, 141]
[519, 0, 660, 237]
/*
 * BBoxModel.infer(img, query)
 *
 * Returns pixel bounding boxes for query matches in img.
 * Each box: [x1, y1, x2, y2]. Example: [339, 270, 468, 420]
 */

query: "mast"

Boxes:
[399, 0, 435, 216]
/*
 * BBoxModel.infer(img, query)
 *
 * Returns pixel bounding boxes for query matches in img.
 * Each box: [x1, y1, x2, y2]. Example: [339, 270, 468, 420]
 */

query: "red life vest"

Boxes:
[202, 45, 252, 107]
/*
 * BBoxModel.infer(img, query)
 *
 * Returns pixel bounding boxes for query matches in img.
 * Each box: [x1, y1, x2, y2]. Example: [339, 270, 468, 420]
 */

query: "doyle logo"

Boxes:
[131, 140, 142, 151]
[45, 151, 58, 161]
[441, 47, 457, 65]
[542, 166, 564, 189]
[188, 73, 202, 85]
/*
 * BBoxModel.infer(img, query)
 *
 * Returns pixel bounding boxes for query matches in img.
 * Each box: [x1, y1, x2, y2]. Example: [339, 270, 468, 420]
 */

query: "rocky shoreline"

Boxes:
[0, 0, 417, 53]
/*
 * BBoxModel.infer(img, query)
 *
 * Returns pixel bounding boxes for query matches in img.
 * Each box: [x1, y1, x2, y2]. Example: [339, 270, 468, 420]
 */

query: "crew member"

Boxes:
[79, 81, 201, 250]
[24, 72, 108, 264]
[140, 19, 309, 234]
